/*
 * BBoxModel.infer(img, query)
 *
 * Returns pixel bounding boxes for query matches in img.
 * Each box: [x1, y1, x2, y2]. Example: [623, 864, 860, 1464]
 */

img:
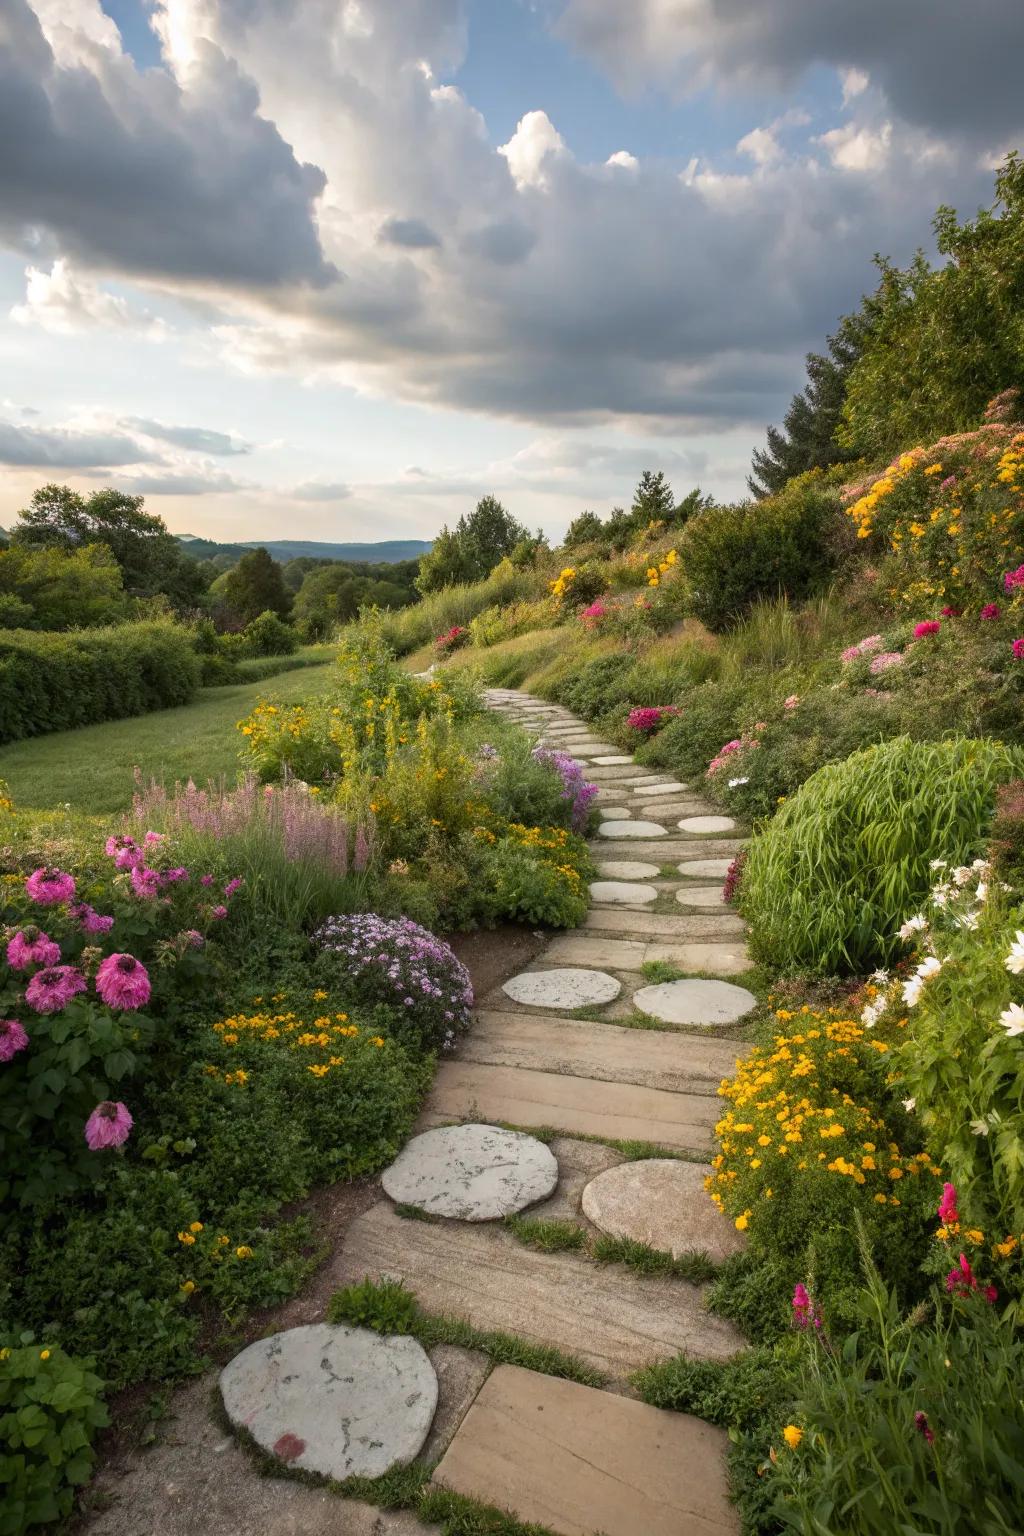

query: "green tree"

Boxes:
[0, 543, 128, 629]
[562, 510, 605, 549]
[217, 548, 292, 625]
[416, 495, 530, 592]
[631, 470, 675, 526]
[749, 318, 865, 497]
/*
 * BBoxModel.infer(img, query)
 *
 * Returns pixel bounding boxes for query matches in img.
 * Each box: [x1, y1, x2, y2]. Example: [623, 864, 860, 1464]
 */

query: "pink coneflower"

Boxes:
[6, 926, 61, 971]
[84, 1100, 133, 1150]
[25, 868, 76, 906]
[68, 903, 115, 936]
[105, 834, 142, 871]
[130, 866, 161, 899]
[0, 1018, 29, 1061]
[980, 603, 1001, 620]
[1012, 638, 1024, 660]
[95, 953, 151, 1011]
[25, 965, 87, 1014]
[223, 877, 244, 899]
[914, 620, 941, 638]
[937, 1182, 959, 1225]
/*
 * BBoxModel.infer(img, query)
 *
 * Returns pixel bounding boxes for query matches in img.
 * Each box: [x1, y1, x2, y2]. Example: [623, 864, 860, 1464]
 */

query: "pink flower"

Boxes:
[68, 903, 115, 935]
[791, 1281, 822, 1332]
[210, 904, 228, 920]
[937, 1182, 959, 1226]
[984, 1284, 999, 1304]
[143, 831, 165, 846]
[1003, 564, 1024, 592]
[160, 867, 189, 885]
[784, 695, 799, 710]
[106, 835, 142, 871]
[1012, 638, 1024, 660]
[940, 474, 957, 491]
[6, 927, 61, 971]
[914, 621, 941, 638]
[130, 866, 161, 900]
[914, 1411, 935, 1446]
[869, 651, 903, 674]
[84, 1100, 133, 1150]
[940, 606, 962, 618]
[945, 1252, 977, 1296]
[0, 1018, 29, 1061]
[95, 953, 151, 1011]
[627, 706, 680, 733]
[980, 603, 1001, 620]
[200, 874, 214, 887]
[182, 929, 204, 949]
[223, 877, 244, 899]
[25, 965, 87, 1014]
[25, 868, 76, 906]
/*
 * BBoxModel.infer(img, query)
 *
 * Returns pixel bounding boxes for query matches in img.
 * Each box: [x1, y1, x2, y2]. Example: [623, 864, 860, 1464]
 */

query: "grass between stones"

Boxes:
[503, 1216, 718, 1285]
[503, 1215, 588, 1252]
[492, 1118, 708, 1163]
[326, 1276, 607, 1388]
[418, 1488, 559, 1536]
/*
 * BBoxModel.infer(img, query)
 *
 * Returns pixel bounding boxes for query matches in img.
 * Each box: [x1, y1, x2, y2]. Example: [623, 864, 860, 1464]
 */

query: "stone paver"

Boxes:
[592, 754, 634, 765]
[432, 1366, 738, 1536]
[589, 880, 658, 904]
[581, 1159, 747, 1262]
[598, 819, 668, 839]
[581, 907, 744, 939]
[596, 859, 661, 879]
[633, 978, 757, 1026]
[540, 932, 750, 976]
[502, 967, 621, 1009]
[597, 805, 632, 819]
[633, 781, 688, 796]
[678, 857, 735, 879]
[219, 1325, 437, 1480]
[676, 885, 729, 907]
[332, 1206, 743, 1377]
[419, 1061, 721, 1150]
[678, 814, 736, 834]
[381, 1124, 558, 1221]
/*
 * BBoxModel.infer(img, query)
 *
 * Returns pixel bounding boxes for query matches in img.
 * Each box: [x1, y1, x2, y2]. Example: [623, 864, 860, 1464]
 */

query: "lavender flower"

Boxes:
[531, 747, 599, 832]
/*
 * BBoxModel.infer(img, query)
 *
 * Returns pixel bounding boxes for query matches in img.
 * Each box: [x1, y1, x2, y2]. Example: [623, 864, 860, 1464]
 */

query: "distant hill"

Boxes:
[176, 536, 432, 565]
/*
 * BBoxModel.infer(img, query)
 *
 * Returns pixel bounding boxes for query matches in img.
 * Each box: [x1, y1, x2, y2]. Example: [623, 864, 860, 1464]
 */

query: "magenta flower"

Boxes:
[946, 1252, 977, 1296]
[984, 1283, 999, 1304]
[6, 926, 61, 971]
[25, 965, 87, 1014]
[68, 903, 115, 935]
[1003, 564, 1024, 592]
[84, 1100, 133, 1150]
[792, 1283, 812, 1327]
[1012, 638, 1024, 660]
[914, 620, 941, 638]
[0, 1018, 29, 1061]
[160, 867, 189, 885]
[25, 867, 76, 906]
[937, 1182, 959, 1225]
[130, 865, 161, 899]
[223, 877, 244, 899]
[143, 830, 165, 846]
[210, 904, 228, 920]
[105, 834, 142, 870]
[980, 603, 1001, 620]
[95, 953, 151, 1011]
[200, 874, 214, 887]
[940, 606, 962, 618]
[914, 1411, 935, 1446]
[627, 705, 680, 734]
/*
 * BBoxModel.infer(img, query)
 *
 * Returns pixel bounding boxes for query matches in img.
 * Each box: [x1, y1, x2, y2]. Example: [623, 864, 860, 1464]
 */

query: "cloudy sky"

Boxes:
[0, 0, 1021, 545]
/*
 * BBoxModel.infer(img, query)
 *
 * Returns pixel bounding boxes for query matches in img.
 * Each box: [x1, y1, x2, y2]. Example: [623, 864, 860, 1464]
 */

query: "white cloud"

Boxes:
[499, 110, 568, 190]
[606, 149, 638, 170]
[11, 260, 167, 337]
[818, 120, 893, 172]
[841, 67, 870, 105]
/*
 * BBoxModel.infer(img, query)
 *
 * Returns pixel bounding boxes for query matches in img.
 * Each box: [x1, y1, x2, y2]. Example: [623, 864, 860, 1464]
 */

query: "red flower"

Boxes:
[914, 620, 941, 638]
[980, 603, 1001, 620]
[946, 1253, 977, 1296]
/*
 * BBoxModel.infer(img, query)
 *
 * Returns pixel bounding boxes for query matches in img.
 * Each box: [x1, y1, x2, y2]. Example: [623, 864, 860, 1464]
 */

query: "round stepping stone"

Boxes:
[633, 978, 756, 1026]
[597, 860, 661, 879]
[677, 858, 734, 879]
[503, 967, 621, 1009]
[592, 755, 634, 765]
[581, 1160, 746, 1262]
[675, 885, 726, 908]
[633, 781, 687, 796]
[220, 1324, 437, 1479]
[589, 881, 658, 905]
[382, 1124, 557, 1220]
[598, 806, 631, 819]
[598, 820, 668, 839]
[677, 815, 736, 834]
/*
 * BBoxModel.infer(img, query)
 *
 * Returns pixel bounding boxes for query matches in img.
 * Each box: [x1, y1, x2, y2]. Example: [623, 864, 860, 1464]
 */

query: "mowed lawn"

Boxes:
[0, 661, 341, 816]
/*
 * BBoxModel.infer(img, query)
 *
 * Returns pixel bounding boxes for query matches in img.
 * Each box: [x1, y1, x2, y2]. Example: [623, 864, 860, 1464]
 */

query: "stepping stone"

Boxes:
[502, 967, 621, 1009]
[432, 1365, 737, 1536]
[592, 755, 634, 765]
[581, 908, 744, 939]
[633, 781, 688, 796]
[598, 820, 668, 839]
[220, 1324, 437, 1480]
[633, 978, 757, 1026]
[678, 858, 735, 879]
[597, 805, 631, 819]
[597, 859, 661, 879]
[593, 839, 742, 860]
[675, 885, 727, 907]
[420, 1061, 720, 1151]
[589, 880, 658, 905]
[678, 815, 736, 834]
[333, 1207, 744, 1378]
[581, 1159, 747, 1262]
[542, 933, 749, 977]
[381, 1124, 557, 1221]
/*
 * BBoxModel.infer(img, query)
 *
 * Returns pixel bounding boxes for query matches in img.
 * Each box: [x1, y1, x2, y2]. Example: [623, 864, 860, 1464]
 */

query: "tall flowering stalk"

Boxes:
[531, 748, 599, 832]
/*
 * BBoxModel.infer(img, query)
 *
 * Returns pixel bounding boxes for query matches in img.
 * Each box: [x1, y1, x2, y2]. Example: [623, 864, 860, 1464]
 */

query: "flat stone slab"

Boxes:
[581, 1159, 747, 1263]
[542, 933, 750, 977]
[419, 1061, 720, 1150]
[675, 885, 728, 907]
[677, 858, 735, 879]
[596, 859, 661, 879]
[598, 819, 668, 839]
[592, 755, 634, 765]
[333, 1206, 743, 1379]
[590, 839, 744, 860]
[582, 907, 744, 939]
[502, 967, 621, 1009]
[597, 806, 632, 819]
[432, 1365, 738, 1536]
[633, 978, 757, 1026]
[633, 781, 688, 796]
[678, 815, 736, 834]
[381, 1124, 557, 1221]
[589, 880, 658, 905]
[220, 1325, 437, 1480]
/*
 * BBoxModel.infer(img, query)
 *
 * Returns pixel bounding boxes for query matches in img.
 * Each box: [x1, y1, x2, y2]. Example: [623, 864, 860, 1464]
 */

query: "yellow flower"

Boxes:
[235, 1246, 254, 1260]
[189, 1221, 204, 1234]
[40, 1349, 51, 1361]
[177, 1231, 196, 1246]
[180, 1280, 196, 1295]
[313, 989, 328, 1001]
[782, 1425, 803, 1449]
[735, 1210, 751, 1232]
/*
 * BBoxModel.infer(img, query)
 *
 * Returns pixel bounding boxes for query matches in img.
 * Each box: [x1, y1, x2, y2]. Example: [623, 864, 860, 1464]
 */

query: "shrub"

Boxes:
[313, 913, 474, 1051]
[434, 625, 469, 658]
[549, 562, 608, 609]
[475, 823, 591, 928]
[627, 705, 680, 735]
[0, 621, 200, 744]
[241, 610, 299, 657]
[0, 1342, 108, 1535]
[679, 477, 841, 631]
[741, 736, 1024, 973]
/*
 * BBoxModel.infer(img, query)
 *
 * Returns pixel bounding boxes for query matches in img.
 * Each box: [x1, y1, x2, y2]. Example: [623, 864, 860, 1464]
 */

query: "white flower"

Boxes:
[999, 1002, 1024, 1038]
[902, 976, 923, 1008]
[972, 858, 989, 870]
[870, 969, 890, 984]
[902, 1097, 916, 1112]
[955, 910, 980, 931]
[727, 776, 749, 788]
[952, 865, 973, 887]
[899, 914, 927, 940]
[916, 956, 943, 980]
[929, 858, 948, 870]
[970, 1119, 990, 1137]
[1004, 932, 1024, 975]
[930, 884, 950, 907]
[975, 881, 989, 903]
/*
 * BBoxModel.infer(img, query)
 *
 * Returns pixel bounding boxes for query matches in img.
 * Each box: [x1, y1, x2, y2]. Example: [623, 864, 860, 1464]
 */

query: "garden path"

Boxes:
[85, 691, 753, 1536]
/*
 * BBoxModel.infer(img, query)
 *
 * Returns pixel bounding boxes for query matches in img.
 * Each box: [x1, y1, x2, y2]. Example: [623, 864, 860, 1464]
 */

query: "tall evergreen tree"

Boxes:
[631, 470, 676, 523]
[748, 319, 864, 498]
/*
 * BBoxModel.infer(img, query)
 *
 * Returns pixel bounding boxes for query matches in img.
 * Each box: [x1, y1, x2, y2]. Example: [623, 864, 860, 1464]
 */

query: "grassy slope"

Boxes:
[0, 660, 340, 816]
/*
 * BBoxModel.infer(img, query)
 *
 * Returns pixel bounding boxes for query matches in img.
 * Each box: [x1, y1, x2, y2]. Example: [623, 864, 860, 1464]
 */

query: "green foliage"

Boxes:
[327, 1276, 420, 1334]
[503, 1216, 587, 1253]
[561, 510, 605, 550]
[0, 620, 200, 745]
[215, 547, 292, 625]
[741, 736, 1024, 973]
[377, 562, 550, 656]
[417, 1488, 559, 1536]
[0, 543, 128, 630]
[417, 496, 531, 594]
[0, 1342, 108, 1536]
[679, 477, 843, 631]
[591, 1234, 716, 1283]
[291, 559, 420, 641]
[240, 610, 298, 657]
[749, 319, 866, 498]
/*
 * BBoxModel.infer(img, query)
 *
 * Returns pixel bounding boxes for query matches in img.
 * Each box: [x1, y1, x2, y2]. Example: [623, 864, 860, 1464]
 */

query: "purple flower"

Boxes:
[182, 929, 204, 949]
[0, 1018, 29, 1061]
[25, 965, 87, 1014]
[130, 866, 162, 900]
[25, 868, 76, 906]
[68, 903, 115, 935]
[106, 835, 142, 871]
[531, 747, 599, 832]
[223, 877, 244, 898]
[95, 953, 151, 1011]
[6, 926, 61, 971]
[210, 904, 228, 920]
[84, 1100, 133, 1150]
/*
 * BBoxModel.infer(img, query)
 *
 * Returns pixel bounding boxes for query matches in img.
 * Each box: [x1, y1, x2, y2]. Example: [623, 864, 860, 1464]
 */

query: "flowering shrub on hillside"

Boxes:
[530, 747, 598, 832]
[435, 625, 469, 658]
[627, 705, 680, 735]
[549, 562, 608, 608]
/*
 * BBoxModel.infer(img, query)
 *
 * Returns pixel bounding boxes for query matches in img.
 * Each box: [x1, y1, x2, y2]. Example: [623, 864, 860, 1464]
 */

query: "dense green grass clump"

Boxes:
[741, 735, 1024, 973]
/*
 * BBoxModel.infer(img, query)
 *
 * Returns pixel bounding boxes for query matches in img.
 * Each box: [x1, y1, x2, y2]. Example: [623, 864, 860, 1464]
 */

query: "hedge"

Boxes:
[0, 622, 200, 743]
